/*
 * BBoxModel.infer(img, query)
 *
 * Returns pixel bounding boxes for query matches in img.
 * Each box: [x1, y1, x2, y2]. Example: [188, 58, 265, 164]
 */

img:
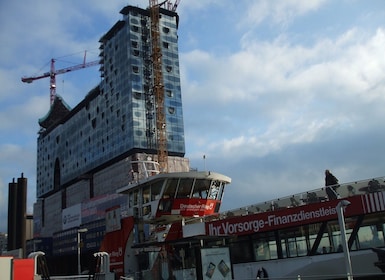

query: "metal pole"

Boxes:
[77, 228, 88, 275]
[336, 200, 353, 280]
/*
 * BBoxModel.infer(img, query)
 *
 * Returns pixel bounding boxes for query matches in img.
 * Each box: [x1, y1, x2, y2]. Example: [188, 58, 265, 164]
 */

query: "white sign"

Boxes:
[62, 203, 81, 230]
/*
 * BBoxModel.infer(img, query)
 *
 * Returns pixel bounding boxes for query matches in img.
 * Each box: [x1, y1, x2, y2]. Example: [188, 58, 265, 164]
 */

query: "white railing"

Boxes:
[218, 176, 385, 219]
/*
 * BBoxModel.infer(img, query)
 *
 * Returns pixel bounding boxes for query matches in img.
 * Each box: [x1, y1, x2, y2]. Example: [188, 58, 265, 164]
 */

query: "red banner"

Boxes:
[206, 194, 376, 236]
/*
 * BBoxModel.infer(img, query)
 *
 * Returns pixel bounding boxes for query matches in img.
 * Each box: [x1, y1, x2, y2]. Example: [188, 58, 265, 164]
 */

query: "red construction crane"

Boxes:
[21, 52, 99, 105]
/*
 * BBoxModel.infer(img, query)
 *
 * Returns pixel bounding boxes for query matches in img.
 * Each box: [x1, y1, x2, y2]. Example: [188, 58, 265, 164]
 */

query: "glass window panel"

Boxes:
[151, 180, 163, 201]
[192, 179, 210, 198]
[176, 178, 194, 198]
[164, 178, 178, 198]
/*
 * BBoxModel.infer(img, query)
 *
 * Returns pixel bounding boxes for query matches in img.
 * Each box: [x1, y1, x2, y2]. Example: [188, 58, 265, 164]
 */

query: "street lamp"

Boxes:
[77, 228, 88, 275]
[336, 200, 353, 280]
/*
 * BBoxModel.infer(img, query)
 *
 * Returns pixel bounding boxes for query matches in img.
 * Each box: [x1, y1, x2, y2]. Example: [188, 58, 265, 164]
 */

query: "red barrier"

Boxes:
[13, 259, 34, 280]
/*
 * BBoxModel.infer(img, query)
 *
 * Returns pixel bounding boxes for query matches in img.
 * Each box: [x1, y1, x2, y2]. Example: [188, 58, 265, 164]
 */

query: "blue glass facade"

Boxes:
[36, 6, 185, 197]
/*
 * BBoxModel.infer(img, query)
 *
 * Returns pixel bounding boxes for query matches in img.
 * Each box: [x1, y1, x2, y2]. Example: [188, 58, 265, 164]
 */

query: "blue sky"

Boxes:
[1, 0, 385, 233]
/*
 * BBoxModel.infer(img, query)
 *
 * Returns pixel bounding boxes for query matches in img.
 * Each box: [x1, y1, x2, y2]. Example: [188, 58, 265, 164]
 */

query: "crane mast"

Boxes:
[148, 0, 180, 172]
[21, 52, 99, 106]
[149, 0, 168, 172]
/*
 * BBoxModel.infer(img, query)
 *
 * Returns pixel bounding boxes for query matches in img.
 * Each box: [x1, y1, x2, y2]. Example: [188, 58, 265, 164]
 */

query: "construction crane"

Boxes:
[166, 0, 180, 11]
[149, 0, 180, 172]
[21, 52, 99, 105]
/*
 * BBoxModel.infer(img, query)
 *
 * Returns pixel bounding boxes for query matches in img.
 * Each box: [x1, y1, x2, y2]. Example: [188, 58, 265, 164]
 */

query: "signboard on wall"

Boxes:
[201, 247, 232, 280]
[62, 203, 81, 230]
[106, 206, 121, 233]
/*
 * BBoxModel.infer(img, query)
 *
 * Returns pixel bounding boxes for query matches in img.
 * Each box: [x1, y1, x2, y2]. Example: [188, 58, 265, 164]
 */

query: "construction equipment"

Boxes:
[149, 0, 180, 172]
[21, 52, 99, 105]
[166, 0, 180, 11]
[148, 0, 180, 172]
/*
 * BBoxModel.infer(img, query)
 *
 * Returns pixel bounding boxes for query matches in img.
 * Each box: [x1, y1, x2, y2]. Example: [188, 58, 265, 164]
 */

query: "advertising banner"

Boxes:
[106, 206, 121, 233]
[62, 203, 81, 230]
[201, 247, 232, 280]
[206, 194, 376, 236]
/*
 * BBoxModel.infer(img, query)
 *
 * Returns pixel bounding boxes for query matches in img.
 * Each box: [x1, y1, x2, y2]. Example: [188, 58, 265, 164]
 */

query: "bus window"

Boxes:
[164, 178, 179, 198]
[176, 178, 194, 198]
[192, 179, 210, 198]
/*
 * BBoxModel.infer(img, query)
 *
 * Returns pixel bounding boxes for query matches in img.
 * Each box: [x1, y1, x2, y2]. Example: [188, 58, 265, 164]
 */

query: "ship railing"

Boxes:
[215, 176, 385, 220]
[234, 272, 385, 279]
[129, 160, 160, 183]
[49, 276, 93, 280]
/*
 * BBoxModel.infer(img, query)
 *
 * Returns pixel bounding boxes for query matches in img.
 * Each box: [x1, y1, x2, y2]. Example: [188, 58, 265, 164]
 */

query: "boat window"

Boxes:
[318, 232, 333, 254]
[208, 180, 221, 199]
[151, 180, 164, 201]
[169, 246, 197, 271]
[253, 235, 278, 261]
[281, 227, 308, 257]
[164, 178, 179, 198]
[192, 179, 210, 198]
[176, 178, 194, 198]
[143, 185, 150, 204]
[128, 191, 134, 207]
[357, 225, 384, 249]
[229, 236, 254, 264]
[133, 189, 139, 205]
[329, 218, 356, 251]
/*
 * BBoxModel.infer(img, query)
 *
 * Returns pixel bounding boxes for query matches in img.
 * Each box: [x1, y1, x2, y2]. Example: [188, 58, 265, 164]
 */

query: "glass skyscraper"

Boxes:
[36, 6, 185, 198]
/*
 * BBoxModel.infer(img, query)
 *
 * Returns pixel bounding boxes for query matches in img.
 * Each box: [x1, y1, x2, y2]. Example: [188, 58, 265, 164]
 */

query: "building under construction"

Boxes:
[30, 3, 190, 275]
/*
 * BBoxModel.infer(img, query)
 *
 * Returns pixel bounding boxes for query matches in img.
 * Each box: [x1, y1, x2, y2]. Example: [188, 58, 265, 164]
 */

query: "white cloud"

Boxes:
[240, 0, 328, 28]
[1, 0, 385, 231]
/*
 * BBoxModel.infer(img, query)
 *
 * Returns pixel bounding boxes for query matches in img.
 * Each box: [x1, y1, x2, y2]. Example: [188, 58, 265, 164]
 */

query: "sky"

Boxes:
[1, 0, 385, 233]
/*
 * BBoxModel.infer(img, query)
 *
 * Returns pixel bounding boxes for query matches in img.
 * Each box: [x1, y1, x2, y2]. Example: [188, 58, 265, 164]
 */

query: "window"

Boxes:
[192, 179, 210, 198]
[253, 235, 278, 261]
[143, 186, 150, 203]
[164, 178, 178, 198]
[132, 66, 139, 73]
[131, 25, 139, 32]
[151, 180, 163, 200]
[229, 236, 253, 263]
[176, 178, 194, 198]
[168, 107, 175, 114]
